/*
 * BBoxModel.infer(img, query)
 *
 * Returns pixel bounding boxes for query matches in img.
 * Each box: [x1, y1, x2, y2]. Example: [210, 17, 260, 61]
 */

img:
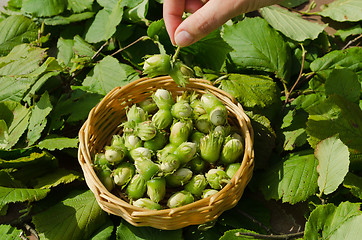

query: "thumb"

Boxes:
[173, 0, 280, 47]
[174, 0, 244, 47]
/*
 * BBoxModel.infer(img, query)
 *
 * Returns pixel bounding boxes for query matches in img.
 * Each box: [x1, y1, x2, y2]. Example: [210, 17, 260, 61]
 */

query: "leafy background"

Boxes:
[0, 0, 361, 239]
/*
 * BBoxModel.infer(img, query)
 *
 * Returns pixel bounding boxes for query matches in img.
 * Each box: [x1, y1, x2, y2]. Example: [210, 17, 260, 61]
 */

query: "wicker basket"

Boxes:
[78, 76, 254, 230]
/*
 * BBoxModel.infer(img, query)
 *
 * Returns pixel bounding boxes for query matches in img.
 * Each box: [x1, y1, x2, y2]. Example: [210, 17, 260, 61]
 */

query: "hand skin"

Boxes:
[163, 0, 281, 47]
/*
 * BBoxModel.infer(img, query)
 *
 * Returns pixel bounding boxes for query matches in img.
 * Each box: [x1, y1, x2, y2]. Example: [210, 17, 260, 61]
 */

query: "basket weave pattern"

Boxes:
[78, 76, 254, 230]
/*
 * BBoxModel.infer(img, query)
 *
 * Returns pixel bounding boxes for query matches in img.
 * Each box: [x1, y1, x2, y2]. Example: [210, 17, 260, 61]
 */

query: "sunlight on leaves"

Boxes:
[315, 135, 349, 195]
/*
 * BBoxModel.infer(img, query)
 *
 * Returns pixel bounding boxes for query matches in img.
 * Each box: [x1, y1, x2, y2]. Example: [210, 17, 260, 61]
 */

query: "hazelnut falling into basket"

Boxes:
[78, 52, 254, 230]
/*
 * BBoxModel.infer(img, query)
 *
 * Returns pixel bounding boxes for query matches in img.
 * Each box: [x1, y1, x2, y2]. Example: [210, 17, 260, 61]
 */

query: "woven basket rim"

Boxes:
[78, 76, 254, 229]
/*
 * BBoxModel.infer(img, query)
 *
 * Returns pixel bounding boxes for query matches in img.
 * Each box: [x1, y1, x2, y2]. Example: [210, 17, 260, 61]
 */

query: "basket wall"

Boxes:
[78, 76, 254, 230]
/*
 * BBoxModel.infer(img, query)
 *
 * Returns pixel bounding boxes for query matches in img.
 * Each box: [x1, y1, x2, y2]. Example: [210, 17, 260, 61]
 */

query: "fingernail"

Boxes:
[175, 31, 193, 47]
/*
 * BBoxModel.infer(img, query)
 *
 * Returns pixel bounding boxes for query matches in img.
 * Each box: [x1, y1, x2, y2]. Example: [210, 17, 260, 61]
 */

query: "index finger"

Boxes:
[163, 0, 186, 45]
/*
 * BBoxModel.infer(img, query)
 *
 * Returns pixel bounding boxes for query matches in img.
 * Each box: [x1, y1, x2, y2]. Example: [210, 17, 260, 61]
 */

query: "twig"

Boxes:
[287, 0, 317, 16]
[110, 36, 148, 57]
[282, 82, 289, 102]
[92, 41, 108, 60]
[288, 8, 318, 16]
[172, 46, 181, 62]
[342, 34, 362, 50]
[19, 232, 28, 240]
[236, 209, 274, 234]
[25, 223, 39, 240]
[304, 0, 317, 13]
[235, 231, 304, 240]
[284, 44, 306, 107]
[36, 22, 45, 47]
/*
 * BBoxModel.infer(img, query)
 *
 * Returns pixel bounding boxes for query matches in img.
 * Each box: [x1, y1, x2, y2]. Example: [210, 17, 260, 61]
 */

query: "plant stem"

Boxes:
[111, 36, 148, 57]
[284, 44, 306, 107]
[92, 41, 108, 60]
[282, 81, 289, 104]
[24, 223, 39, 240]
[305, 0, 317, 13]
[235, 231, 304, 240]
[172, 46, 181, 62]
[19, 232, 28, 240]
[342, 34, 362, 50]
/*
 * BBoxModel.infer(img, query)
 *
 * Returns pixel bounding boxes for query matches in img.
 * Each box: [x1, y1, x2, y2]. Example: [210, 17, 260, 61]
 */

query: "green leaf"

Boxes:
[0, 44, 46, 75]
[48, 89, 103, 130]
[335, 24, 362, 41]
[281, 109, 294, 129]
[343, 172, 362, 199]
[7, 0, 23, 9]
[0, 152, 58, 187]
[0, 151, 53, 169]
[0, 44, 48, 102]
[325, 68, 360, 103]
[292, 93, 327, 112]
[0, 170, 25, 188]
[259, 150, 318, 204]
[0, 205, 8, 216]
[121, 0, 144, 8]
[90, 220, 114, 240]
[182, 30, 232, 71]
[0, 147, 39, 160]
[120, 32, 159, 68]
[0, 101, 31, 150]
[222, 17, 291, 80]
[37, 136, 78, 151]
[67, 0, 94, 13]
[260, 6, 326, 42]
[33, 168, 82, 189]
[329, 214, 362, 240]
[146, 19, 173, 53]
[306, 95, 362, 152]
[0, 120, 9, 149]
[9, 152, 59, 185]
[97, 0, 118, 10]
[124, 0, 149, 22]
[22, 0, 67, 17]
[43, 11, 96, 25]
[308, 74, 326, 92]
[247, 112, 276, 169]
[85, 2, 124, 43]
[23, 71, 61, 105]
[0, 186, 50, 209]
[281, 109, 308, 151]
[0, 171, 24, 189]
[310, 47, 362, 81]
[304, 202, 362, 240]
[219, 74, 280, 109]
[33, 190, 109, 240]
[57, 37, 75, 67]
[315, 135, 350, 195]
[0, 224, 23, 239]
[147, 19, 166, 39]
[82, 55, 139, 95]
[279, 0, 308, 8]
[116, 219, 183, 240]
[319, 0, 362, 22]
[220, 228, 264, 240]
[283, 129, 307, 151]
[0, 15, 38, 56]
[0, 76, 32, 102]
[73, 35, 96, 57]
[27, 92, 53, 146]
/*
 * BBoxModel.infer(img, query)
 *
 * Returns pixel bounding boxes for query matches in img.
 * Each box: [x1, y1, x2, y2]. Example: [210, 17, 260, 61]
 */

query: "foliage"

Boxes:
[0, 0, 361, 239]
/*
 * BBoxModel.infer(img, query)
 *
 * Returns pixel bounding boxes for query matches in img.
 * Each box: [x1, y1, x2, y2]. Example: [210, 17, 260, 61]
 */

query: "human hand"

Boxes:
[163, 0, 281, 47]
